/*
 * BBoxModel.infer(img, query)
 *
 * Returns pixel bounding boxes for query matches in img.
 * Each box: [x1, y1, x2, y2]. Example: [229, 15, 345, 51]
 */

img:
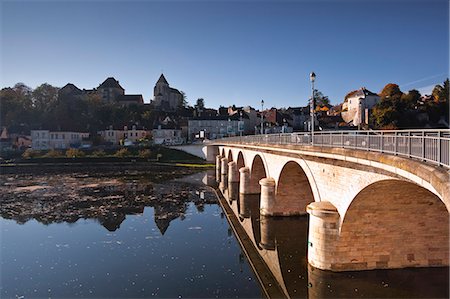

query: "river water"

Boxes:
[0, 167, 261, 298]
[1, 166, 448, 298]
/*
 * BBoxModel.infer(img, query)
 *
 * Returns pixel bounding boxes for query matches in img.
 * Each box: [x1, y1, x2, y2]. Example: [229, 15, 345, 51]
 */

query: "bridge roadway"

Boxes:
[196, 130, 450, 272]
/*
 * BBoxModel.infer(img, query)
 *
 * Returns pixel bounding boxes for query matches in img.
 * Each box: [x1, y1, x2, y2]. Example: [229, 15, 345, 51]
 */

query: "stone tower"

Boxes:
[152, 74, 183, 111]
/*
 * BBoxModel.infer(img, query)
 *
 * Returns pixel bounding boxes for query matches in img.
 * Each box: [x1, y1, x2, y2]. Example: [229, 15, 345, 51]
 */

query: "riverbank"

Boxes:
[0, 160, 213, 175]
[0, 145, 209, 165]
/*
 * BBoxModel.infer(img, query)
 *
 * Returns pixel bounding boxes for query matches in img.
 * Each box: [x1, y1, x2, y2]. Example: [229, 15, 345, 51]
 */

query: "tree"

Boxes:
[371, 83, 404, 129]
[0, 84, 34, 133]
[313, 89, 330, 107]
[400, 89, 421, 110]
[32, 83, 59, 113]
[179, 90, 188, 108]
[195, 98, 205, 110]
[379, 83, 403, 100]
[432, 78, 449, 103]
[429, 79, 449, 124]
[194, 98, 205, 116]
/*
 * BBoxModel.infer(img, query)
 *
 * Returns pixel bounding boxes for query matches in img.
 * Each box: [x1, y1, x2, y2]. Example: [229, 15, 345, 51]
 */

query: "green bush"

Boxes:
[138, 149, 152, 159]
[66, 148, 85, 158]
[114, 148, 130, 158]
[91, 149, 106, 157]
[22, 149, 40, 159]
[43, 149, 63, 158]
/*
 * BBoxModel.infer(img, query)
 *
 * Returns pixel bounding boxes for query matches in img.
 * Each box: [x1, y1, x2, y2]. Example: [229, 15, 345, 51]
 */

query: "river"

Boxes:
[1, 166, 448, 298]
[0, 166, 261, 298]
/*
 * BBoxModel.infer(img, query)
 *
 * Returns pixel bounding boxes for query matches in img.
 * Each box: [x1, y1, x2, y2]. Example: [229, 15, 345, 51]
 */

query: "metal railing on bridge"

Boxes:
[216, 129, 450, 169]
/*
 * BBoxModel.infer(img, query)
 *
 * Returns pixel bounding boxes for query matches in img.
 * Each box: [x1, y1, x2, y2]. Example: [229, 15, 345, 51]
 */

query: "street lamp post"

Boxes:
[260, 100, 264, 135]
[310, 72, 316, 145]
[240, 111, 243, 137]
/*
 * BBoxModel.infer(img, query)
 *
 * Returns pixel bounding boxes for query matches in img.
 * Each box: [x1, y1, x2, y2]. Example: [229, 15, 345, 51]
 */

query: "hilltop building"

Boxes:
[151, 74, 183, 111]
[58, 77, 143, 106]
[97, 77, 125, 103]
[341, 87, 380, 126]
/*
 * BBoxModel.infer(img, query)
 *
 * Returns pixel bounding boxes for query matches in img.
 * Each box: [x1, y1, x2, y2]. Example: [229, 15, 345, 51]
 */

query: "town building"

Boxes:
[188, 114, 247, 142]
[97, 77, 125, 103]
[58, 77, 144, 106]
[98, 125, 150, 146]
[151, 74, 183, 111]
[31, 130, 89, 150]
[341, 87, 380, 126]
[98, 127, 125, 146]
[123, 125, 149, 144]
[152, 124, 183, 145]
[285, 107, 310, 131]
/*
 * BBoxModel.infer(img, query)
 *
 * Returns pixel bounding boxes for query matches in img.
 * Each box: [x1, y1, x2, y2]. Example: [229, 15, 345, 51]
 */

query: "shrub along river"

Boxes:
[0, 163, 448, 298]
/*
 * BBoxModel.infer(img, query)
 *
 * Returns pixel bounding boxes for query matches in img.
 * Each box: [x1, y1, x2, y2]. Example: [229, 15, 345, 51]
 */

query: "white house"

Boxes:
[341, 87, 380, 126]
[31, 130, 89, 150]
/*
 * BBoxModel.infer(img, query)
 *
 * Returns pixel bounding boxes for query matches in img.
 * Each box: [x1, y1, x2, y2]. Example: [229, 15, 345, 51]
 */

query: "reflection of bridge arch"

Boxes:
[335, 179, 449, 270]
[220, 148, 225, 158]
[276, 161, 315, 215]
[250, 155, 267, 194]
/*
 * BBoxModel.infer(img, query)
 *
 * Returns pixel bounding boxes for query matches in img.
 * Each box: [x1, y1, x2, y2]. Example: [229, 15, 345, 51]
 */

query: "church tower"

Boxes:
[154, 74, 169, 99]
[152, 73, 183, 111]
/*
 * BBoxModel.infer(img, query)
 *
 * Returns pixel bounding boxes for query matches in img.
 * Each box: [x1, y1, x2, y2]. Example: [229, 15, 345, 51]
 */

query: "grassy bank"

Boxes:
[1, 146, 212, 166]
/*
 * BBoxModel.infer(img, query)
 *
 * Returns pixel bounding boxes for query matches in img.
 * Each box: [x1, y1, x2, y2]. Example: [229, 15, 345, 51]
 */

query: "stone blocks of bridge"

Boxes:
[220, 157, 228, 189]
[239, 167, 252, 194]
[306, 201, 340, 270]
[259, 178, 276, 216]
[228, 161, 239, 183]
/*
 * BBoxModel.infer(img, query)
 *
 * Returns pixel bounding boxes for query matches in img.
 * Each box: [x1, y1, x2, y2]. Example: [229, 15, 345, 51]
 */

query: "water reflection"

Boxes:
[218, 185, 449, 298]
[1, 169, 263, 298]
[0, 170, 216, 233]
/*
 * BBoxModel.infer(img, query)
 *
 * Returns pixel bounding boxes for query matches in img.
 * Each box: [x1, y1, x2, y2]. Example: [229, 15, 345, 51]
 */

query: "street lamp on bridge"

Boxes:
[310, 72, 316, 145]
[261, 99, 264, 135]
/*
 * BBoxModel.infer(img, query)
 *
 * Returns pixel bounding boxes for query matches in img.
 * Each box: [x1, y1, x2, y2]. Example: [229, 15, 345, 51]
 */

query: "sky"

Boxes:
[1, 0, 448, 109]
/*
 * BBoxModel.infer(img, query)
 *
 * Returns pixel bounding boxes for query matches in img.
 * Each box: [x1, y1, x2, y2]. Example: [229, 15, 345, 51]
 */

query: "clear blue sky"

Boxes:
[1, 0, 448, 109]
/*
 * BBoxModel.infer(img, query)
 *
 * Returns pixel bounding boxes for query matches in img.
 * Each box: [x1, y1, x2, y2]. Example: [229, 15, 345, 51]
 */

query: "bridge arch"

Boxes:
[236, 151, 245, 170]
[250, 155, 267, 193]
[276, 161, 315, 215]
[220, 148, 225, 158]
[336, 179, 449, 270]
[227, 149, 233, 162]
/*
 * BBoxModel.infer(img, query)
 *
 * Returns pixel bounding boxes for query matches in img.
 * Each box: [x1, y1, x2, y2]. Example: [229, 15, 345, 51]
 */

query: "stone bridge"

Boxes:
[201, 130, 450, 272]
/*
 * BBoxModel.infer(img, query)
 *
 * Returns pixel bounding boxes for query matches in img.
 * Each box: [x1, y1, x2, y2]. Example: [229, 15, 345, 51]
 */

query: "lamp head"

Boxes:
[310, 72, 316, 82]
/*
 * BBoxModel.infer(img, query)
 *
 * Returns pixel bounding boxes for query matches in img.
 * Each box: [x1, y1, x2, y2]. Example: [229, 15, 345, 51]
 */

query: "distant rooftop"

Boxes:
[98, 77, 124, 90]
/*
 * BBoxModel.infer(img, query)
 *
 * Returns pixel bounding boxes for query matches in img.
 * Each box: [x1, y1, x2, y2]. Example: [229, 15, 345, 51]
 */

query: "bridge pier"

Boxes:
[306, 201, 340, 271]
[259, 178, 276, 216]
[239, 167, 252, 194]
[220, 157, 229, 190]
[215, 155, 222, 182]
[228, 161, 239, 183]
